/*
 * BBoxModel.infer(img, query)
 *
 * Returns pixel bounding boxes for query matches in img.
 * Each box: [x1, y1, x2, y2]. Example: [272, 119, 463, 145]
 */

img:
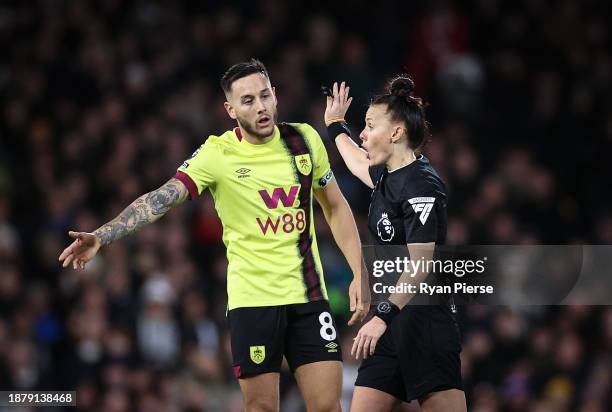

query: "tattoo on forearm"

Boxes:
[93, 178, 188, 246]
[146, 180, 183, 215]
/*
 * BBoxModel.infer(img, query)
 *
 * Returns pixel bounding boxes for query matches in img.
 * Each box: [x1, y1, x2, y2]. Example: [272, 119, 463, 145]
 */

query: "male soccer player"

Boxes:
[59, 59, 368, 412]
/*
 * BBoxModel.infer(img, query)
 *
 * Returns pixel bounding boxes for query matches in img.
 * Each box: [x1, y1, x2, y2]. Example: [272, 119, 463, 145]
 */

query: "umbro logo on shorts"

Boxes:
[325, 342, 338, 353]
[408, 197, 436, 225]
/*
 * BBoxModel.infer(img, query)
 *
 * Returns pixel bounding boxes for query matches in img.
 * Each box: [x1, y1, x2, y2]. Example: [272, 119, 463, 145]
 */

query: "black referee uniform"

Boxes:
[355, 155, 463, 402]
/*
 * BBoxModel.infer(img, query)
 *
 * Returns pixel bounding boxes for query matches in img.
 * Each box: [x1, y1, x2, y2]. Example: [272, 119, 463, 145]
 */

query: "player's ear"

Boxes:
[224, 101, 237, 120]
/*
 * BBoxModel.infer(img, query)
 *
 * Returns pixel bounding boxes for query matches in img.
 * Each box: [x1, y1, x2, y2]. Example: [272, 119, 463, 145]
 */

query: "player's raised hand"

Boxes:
[324, 81, 353, 125]
[58, 231, 101, 270]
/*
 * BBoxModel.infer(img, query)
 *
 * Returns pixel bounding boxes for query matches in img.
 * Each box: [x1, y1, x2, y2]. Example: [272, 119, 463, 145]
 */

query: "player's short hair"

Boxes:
[220, 58, 270, 96]
[371, 74, 431, 151]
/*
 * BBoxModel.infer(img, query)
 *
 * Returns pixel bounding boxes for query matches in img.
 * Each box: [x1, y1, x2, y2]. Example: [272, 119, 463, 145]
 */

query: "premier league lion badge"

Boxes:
[377, 212, 395, 242]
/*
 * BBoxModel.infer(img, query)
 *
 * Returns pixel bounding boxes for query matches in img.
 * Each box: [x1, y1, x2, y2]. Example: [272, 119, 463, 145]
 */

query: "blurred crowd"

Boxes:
[1, 0, 611, 411]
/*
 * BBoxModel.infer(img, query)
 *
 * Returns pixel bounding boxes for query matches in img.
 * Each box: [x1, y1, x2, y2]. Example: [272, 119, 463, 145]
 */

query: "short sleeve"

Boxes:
[174, 138, 219, 199]
[401, 188, 439, 244]
[369, 166, 385, 187]
[297, 123, 334, 189]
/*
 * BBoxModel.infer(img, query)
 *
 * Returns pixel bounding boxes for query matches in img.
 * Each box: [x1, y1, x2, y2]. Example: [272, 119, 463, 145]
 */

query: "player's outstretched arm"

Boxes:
[58, 177, 189, 270]
[315, 180, 370, 325]
[324, 81, 373, 188]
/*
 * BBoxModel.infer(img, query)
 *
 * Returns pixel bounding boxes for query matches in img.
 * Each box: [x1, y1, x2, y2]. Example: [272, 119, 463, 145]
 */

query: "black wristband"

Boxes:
[374, 301, 400, 326]
[326, 121, 352, 141]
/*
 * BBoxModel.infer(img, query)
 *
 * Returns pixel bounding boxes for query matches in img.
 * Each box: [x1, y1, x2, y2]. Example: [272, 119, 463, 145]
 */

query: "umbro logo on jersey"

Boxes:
[236, 168, 251, 178]
[325, 342, 338, 353]
[408, 197, 436, 225]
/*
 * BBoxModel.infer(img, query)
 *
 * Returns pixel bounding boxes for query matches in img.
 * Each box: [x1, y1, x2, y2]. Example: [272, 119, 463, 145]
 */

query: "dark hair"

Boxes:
[220, 58, 270, 95]
[371, 74, 431, 151]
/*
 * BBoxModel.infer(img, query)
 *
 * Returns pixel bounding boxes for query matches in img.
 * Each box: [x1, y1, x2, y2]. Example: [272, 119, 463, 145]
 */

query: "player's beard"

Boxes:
[238, 110, 278, 140]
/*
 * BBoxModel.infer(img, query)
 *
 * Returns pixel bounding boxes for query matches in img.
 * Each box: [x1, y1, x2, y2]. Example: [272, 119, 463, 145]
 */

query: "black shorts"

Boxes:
[228, 300, 342, 378]
[355, 306, 462, 402]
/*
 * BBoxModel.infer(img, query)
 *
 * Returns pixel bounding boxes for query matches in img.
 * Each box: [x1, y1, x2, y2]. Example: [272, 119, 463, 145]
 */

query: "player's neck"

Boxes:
[240, 127, 275, 145]
[386, 151, 416, 172]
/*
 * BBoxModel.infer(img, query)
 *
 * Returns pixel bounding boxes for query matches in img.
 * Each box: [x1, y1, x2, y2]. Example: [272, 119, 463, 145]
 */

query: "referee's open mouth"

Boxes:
[257, 116, 272, 128]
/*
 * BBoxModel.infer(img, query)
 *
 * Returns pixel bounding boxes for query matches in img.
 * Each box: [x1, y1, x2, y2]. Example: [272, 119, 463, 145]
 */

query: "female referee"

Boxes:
[324, 77, 466, 411]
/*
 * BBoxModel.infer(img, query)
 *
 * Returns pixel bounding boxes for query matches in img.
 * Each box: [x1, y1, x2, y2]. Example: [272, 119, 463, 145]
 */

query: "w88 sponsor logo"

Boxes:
[256, 210, 306, 235]
[256, 185, 306, 235]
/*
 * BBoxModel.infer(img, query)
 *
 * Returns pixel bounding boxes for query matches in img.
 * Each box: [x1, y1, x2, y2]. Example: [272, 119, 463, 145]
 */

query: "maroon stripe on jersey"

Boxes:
[174, 171, 198, 200]
[234, 127, 243, 141]
[278, 123, 323, 301]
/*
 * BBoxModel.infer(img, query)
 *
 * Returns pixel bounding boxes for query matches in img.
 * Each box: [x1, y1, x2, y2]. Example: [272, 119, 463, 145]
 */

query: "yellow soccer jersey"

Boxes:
[174, 123, 335, 310]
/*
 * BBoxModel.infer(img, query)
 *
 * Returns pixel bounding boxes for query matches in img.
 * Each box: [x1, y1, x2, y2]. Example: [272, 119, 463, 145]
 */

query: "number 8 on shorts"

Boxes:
[319, 311, 337, 341]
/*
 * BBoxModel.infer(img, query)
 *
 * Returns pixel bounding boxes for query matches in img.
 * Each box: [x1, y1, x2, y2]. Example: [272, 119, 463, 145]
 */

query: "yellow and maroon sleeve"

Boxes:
[174, 138, 219, 199]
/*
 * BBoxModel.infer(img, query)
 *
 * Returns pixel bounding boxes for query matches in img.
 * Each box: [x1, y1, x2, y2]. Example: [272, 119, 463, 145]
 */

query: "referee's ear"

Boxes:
[391, 125, 406, 143]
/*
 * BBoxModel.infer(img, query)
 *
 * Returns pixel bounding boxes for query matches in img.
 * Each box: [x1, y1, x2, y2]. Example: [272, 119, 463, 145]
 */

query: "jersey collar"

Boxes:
[235, 126, 280, 149]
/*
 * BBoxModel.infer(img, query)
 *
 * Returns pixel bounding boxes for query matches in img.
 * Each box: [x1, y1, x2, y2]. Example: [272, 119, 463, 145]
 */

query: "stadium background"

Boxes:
[1, 0, 611, 411]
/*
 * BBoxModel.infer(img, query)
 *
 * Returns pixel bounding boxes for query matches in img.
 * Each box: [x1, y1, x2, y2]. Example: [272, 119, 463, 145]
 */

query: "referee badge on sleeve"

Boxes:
[408, 197, 436, 224]
[294, 154, 312, 175]
[250, 345, 266, 364]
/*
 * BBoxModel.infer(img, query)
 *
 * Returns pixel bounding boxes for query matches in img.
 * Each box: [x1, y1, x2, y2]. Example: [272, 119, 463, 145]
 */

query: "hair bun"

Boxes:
[388, 75, 415, 99]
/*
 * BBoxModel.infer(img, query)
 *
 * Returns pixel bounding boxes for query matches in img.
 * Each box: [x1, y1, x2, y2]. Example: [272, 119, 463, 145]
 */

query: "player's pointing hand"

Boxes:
[58, 231, 101, 270]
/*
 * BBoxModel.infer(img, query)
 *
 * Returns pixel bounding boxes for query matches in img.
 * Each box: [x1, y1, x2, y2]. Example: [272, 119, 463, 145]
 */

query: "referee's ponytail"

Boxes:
[372, 75, 431, 151]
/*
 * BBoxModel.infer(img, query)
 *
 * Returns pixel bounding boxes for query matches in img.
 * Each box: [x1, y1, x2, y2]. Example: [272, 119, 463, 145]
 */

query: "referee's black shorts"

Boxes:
[355, 305, 462, 402]
[228, 300, 342, 378]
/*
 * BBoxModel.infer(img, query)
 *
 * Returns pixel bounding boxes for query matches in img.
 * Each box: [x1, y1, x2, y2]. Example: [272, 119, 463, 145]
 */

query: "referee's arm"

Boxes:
[389, 242, 435, 309]
[324, 81, 374, 188]
[334, 135, 373, 188]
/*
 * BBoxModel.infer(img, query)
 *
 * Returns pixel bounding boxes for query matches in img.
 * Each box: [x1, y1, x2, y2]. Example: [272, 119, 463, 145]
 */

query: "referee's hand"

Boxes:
[324, 81, 353, 126]
[351, 316, 387, 360]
